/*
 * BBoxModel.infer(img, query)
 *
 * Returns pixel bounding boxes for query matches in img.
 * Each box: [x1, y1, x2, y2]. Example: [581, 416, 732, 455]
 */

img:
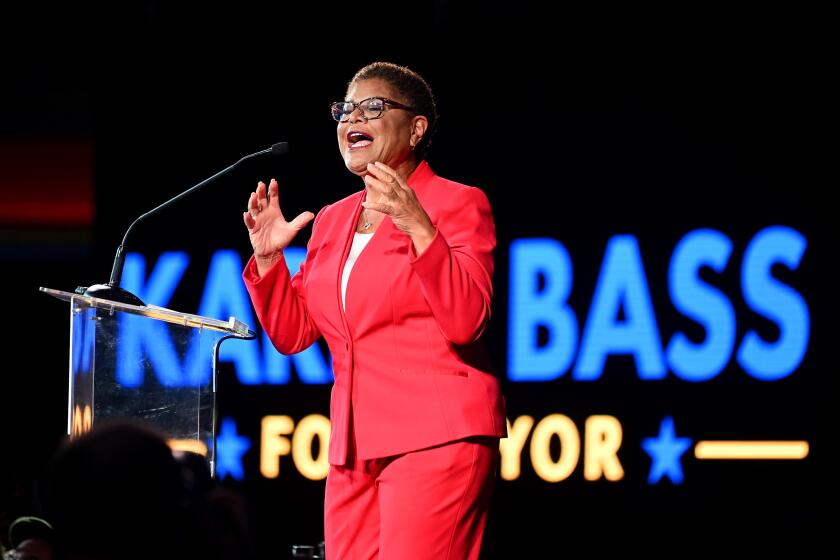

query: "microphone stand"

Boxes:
[79, 142, 289, 305]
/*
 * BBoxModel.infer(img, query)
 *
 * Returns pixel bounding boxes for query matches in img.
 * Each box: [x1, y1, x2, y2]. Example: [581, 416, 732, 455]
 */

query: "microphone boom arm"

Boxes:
[108, 146, 273, 288]
[81, 142, 287, 305]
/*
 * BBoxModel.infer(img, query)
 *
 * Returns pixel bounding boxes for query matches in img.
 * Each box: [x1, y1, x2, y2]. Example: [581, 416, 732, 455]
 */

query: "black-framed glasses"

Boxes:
[330, 96, 416, 122]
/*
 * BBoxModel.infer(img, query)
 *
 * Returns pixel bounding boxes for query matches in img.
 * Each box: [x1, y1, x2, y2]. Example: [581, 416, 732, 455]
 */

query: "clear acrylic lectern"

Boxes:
[41, 287, 252, 476]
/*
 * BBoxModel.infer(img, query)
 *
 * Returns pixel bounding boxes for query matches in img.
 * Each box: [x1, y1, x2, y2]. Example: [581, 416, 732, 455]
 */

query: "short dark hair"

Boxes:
[349, 62, 438, 159]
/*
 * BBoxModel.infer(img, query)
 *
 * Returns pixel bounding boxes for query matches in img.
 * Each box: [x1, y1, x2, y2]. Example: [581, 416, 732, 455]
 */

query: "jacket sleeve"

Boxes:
[242, 206, 327, 354]
[408, 186, 495, 345]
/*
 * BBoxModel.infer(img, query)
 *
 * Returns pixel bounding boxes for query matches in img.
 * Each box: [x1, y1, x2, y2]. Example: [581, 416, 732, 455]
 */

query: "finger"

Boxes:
[372, 161, 408, 190]
[268, 178, 280, 209]
[361, 201, 393, 215]
[365, 161, 391, 180]
[243, 211, 256, 230]
[363, 174, 397, 199]
[256, 181, 268, 210]
[247, 191, 260, 211]
[289, 210, 315, 230]
[366, 162, 401, 189]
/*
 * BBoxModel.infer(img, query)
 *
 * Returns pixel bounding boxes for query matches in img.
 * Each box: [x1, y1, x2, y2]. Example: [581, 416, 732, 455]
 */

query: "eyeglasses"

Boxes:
[330, 96, 416, 123]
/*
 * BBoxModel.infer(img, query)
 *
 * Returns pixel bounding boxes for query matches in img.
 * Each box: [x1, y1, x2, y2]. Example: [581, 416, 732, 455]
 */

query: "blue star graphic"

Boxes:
[216, 417, 251, 480]
[642, 416, 692, 485]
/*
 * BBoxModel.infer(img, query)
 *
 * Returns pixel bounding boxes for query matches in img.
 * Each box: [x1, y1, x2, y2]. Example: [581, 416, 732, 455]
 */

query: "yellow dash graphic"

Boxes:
[694, 441, 808, 460]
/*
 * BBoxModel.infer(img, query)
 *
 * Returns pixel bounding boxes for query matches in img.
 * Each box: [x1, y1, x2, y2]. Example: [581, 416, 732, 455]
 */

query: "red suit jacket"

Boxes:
[243, 161, 507, 465]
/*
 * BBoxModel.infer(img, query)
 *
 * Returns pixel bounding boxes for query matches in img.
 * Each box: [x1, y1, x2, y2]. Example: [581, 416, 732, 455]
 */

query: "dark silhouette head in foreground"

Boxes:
[45, 421, 187, 560]
[44, 421, 256, 560]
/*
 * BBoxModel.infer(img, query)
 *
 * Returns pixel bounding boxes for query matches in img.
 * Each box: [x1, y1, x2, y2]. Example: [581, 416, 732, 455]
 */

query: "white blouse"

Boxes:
[341, 232, 374, 312]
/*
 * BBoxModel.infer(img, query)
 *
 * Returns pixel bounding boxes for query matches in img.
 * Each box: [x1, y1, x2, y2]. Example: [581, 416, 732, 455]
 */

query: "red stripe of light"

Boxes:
[0, 138, 94, 226]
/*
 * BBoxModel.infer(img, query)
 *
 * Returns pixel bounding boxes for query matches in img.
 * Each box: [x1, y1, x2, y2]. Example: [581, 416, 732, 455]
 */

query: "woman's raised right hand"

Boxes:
[243, 178, 314, 260]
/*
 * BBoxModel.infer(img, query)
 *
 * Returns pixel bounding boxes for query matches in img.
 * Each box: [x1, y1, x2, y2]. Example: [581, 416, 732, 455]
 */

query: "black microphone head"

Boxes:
[271, 142, 290, 155]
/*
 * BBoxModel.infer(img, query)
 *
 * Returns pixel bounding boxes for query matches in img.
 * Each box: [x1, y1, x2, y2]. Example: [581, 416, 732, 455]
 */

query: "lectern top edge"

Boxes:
[40, 287, 251, 337]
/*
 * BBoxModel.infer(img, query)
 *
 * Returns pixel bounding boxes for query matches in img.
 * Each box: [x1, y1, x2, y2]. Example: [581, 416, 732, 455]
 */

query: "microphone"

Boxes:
[79, 142, 289, 306]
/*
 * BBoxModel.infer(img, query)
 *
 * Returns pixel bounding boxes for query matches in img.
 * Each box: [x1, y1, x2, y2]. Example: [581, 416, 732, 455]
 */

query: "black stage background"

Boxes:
[1, 2, 832, 557]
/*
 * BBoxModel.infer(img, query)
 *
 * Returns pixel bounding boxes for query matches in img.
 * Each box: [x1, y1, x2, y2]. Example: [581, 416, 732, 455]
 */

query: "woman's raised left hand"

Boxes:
[362, 162, 436, 253]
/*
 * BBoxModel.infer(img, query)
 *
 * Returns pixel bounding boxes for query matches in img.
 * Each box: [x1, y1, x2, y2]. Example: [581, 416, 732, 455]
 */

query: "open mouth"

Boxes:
[347, 130, 374, 150]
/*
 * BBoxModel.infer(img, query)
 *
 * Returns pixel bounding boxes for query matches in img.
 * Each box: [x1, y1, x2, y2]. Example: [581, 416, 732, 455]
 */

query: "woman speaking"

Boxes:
[242, 62, 506, 560]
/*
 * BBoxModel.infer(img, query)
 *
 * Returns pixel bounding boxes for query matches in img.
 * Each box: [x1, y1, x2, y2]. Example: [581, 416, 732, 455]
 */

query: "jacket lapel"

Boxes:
[335, 191, 365, 332]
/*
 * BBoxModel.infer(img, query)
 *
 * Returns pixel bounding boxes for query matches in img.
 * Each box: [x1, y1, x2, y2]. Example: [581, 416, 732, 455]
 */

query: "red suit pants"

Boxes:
[324, 425, 499, 560]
